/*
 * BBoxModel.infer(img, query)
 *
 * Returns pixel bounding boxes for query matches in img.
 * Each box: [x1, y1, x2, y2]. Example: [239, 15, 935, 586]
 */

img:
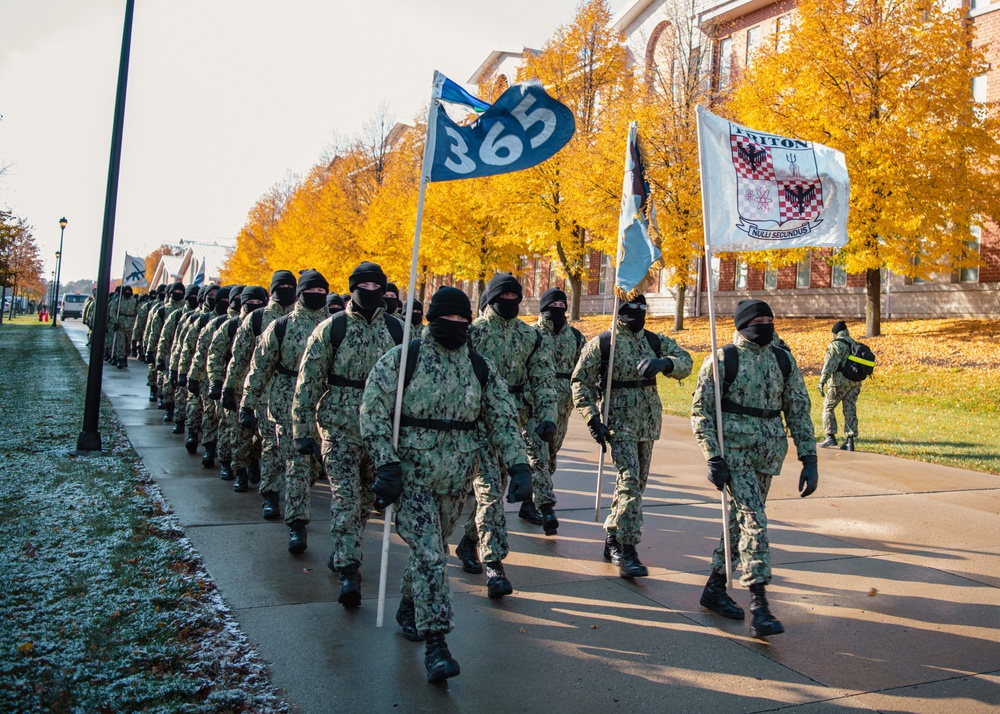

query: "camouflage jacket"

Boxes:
[155, 303, 195, 368]
[691, 330, 816, 471]
[241, 302, 328, 426]
[111, 296, 138, 335]
[82, 295, 96, 327]
[469, 308, 556, 426]
[360, 338, 527, 494]
[292, 302, 400, 442]
[820, 329, 861, 389]
[144, 300, 179, 358]
[172, 307, 211, 375]
[132, 299, 153, 345]
[223, 300, 291, 395]
[187, 312, 230, 382]
[206, 313, 243, 387]
[573, 321, 693, 442]
[106, 295, 119, 328]
[537, 316, 585, 414]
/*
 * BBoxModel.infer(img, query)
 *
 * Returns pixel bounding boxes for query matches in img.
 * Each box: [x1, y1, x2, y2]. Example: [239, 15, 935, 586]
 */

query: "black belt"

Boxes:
[277, 365, 298, 377]
[329, 374, 366, 389]
[399, 416, 478, 432]
[555, 372, 572, 380]
[509, 383, 525, 395]
[611, 378, 657, 389]
[720, 398, 781, 419]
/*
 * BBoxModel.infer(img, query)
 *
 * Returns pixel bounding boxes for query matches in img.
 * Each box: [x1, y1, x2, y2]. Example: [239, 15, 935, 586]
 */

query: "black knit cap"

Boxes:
[734, 299, 774, 329]
[169, 282, 185, 297]
[326, 293, 344, 309]
[241, 286, 268, 304]
[478, 291, 488, 313]
[832, 320, 847, 334]
[539, 288, 567, 313]
[296, 269, 329, 296]
[185, 285, 200, 299]
[618, 294, 646, 312]
[410, 298, 423, 314]
[385, 282, 399, 296]
[427, 287, 472, 322]
[270, 270, 296, 293]
[484, 272, 522, 304]
[228, 285, 244, 303]
[349, 261, 387, 291]
[215, 286, 232, 303]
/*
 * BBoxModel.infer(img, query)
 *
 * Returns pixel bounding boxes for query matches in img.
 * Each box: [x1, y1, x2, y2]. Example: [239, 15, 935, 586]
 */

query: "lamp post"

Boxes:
[52, 217, 67, 327]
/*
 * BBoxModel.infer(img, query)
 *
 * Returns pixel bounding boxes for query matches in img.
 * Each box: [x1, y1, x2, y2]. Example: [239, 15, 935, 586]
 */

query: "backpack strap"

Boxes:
[273, 315, 296, 377]
[251, 308, 264, 338]
[597, 330, 658, 390]
[384, 315, 403, 346]
[404, 340, 488, 389]
[770, 343, 791, 382]
[643, 330, 662, 357]
[718, 342, 789, 419]
[228, 317, 239, 340]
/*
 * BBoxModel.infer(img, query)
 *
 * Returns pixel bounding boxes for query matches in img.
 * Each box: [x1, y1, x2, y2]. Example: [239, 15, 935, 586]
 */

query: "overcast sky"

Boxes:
[1, 0, 629, 284]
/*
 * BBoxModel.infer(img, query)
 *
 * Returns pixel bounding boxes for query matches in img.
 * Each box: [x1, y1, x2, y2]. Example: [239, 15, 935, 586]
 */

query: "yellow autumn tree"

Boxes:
[222, 181, 293, 286]
[728, 0, 1000, 336]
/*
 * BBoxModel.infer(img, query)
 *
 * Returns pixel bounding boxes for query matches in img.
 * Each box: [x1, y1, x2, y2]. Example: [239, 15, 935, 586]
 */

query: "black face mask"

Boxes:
[739, 324, 775, 346]
[491, 298, 520, 320]
[410, 311, 423, 326]
[352, 287, 385, 316]
[618, 309, 645, 334]
[383, 295, 399, 315]
[428, 319, 469, 351]
[230, 299, 241, 312]
[186, 296, 198, 308]
[206, 293, 217, 309]
[243, 301, 265, 315]
[274, 286, 296, 307]
[215, 299, 229, 316]
[328, 304, 344, 315]
[171, 291, 184, 303]
[299, 292, 327, 311]
[542, 307, 567, 333]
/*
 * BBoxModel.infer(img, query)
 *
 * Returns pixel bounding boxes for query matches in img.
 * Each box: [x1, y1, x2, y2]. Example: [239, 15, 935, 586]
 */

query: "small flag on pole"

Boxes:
[440, 76, 492, 114]
[122, 253, 148, 287]
[615, 122, 661, 297]
[697, 105, 849, 252]
[191, 258, 206, 287]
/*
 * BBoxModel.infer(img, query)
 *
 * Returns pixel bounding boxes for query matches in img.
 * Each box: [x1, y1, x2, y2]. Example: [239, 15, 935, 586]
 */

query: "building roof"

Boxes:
[467, 48, 535, 86]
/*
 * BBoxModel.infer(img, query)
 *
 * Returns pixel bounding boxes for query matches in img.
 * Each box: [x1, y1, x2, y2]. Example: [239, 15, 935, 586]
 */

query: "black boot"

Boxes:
[163, 405, 174, 421]
[157, 398, 166, 409]
[603, 533, 623, 565]
[261, 491, 280, 520]
[395, 597, 424, 642]
[840, 436, 855, 452]
[116, 358, 127, 369]
[700, 571, 745, 620]
[287, 520, 307, 554]
[455, 535, 482, 574]
[485, 561, 513, 599]
[424, 633, 460, 682]
[219, 459, 234, 481]
[618, 544, 649, 579]
[201, 442, 216, 468]
[248, 459, 261, 485]
[171, 419, 185, 435]
[185, 430, 199, 454]
[749, 582, 784, 637]
[149, 387, 157, 402]
[232, 468, 248, 492]
[336, 564, 362, 608]
[819, 435, 837, 448]
[540, 504, 559, 536]
[518, 499, 544, 526]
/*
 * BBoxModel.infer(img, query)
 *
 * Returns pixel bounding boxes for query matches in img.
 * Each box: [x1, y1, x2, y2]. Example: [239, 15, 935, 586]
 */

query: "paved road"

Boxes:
[65, 320, 1000, 713]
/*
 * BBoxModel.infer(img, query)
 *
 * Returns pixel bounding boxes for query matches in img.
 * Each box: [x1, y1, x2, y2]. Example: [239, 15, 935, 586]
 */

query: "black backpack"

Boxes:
[597, 329, 661, 391]
[404, 339, 489, 389]
[325, 311, 404, 386]
[719, 343, 792, 419]
[835, 338, 876, 381]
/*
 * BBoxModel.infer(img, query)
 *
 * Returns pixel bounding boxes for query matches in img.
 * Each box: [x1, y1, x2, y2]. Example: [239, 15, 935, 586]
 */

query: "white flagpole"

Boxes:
[377, 71, 444, 629]
[696, 106, 733, 586]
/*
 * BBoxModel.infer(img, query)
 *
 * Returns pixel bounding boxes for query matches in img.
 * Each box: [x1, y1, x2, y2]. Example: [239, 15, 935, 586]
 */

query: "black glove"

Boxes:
[178, 374, 187, 387]
[209, 381, 223, 400]
[535, 420, 557, 443]
[187, 378, 200, 395]
[221, 389, 238, 411]
[139, 351, 146, 363]
[637, 357, 673, 379]
[169, 370, 178, 387]
[587, 416, 611, 453]
[373, 461, 403, 509]
[706, 456, 732, 491]
[294, 437, 322, 460]
[157, 361, 166, 372]
[506, 463, 533, 503]
[238, 407, 257, 430]
[818, 383, 826, 398]
[799, 454, 819, 498]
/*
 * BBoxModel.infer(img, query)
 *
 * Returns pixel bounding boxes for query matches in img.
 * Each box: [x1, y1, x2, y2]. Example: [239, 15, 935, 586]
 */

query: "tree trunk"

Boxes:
[569, 274, 583, 320]
[865, 268, 882, 338]
[673, 284, 686, 332]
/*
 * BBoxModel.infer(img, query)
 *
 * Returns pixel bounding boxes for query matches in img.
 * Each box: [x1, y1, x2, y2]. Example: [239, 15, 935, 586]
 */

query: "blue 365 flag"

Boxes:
[615, 122, 661, 295]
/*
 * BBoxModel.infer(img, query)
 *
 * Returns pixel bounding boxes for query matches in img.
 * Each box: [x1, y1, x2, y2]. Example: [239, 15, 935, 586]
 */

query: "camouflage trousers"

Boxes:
[275, 422, 321, 526]
[112, 326, 131, 361]
[257, 409, 283, 495]
[462, 445, 509, 563]
[185, 383, 215, 440]
[324, 436, 376, 569]
[146, 361, 157, 390]
[398, 488, 466, 636]
[174, 377, 188, 425]
[823, 384, 861, 438]
[711, 462, 773, 587]
[604, 439, 654, 546]
[216, 402, 234, 461]
[158, 371, 173, 405]
[524, 400, 573, 508]
[231, 398, 261, 471]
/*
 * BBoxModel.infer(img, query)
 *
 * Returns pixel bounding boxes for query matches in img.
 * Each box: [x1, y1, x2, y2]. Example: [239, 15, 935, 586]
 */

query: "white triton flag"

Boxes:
[122, 253, 148, 287]
[697, 105, 849, 251]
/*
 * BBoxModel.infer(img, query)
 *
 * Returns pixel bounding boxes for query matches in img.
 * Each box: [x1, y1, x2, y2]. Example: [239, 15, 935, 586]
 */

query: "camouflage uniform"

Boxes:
[110, 294, 138, 362]
[132, 297, 153, 358]
[241, 301, 328, 525]
[206, 305, 245, 465]
[525, 316, 585, 508]
[145, 298, 181, 396]
[187, 310, 231, 446]
[82, 292, 96, 344]
[360, 338, 526, 635]
[462, 307, 556, 562]
[573, 321, 693, 545]
[104, 293, 119, 360]
[291, 301, 400, 569]
[155, 301, 195, 410]
[820, 329, 863, 439]
[691, 331, 816, 585]
[170, 306, 208, 426]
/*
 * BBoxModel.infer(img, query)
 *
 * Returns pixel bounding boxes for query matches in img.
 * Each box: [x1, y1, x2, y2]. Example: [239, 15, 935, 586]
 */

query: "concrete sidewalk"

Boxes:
[65, 321, 1000, 713]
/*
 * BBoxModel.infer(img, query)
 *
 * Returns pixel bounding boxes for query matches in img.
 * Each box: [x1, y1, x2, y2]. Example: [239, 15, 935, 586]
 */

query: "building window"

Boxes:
[776, 15, 791, 51]
[746, 26, 762, 67]
[764, 266, 778, 289]
[796, 255, 811, 288]
[718, 37, 733, 90]
[710, 255, 721, 290]
[598, 253, 612, 294]
[832, 263, 847, 287]
[735, 260, 748, 289]
[973, 74, 988, 120]
[961, 226, 981, 283]
[533, 260, 543, 297]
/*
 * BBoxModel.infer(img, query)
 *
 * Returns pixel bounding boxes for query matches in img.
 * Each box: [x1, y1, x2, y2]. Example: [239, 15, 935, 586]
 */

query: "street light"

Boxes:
[52, 217, 67, 327]
[49, 270, 55, 318]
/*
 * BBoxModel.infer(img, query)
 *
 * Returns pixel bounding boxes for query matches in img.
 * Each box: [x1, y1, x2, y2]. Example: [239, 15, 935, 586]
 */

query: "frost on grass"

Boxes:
[0, 326, 289, 713]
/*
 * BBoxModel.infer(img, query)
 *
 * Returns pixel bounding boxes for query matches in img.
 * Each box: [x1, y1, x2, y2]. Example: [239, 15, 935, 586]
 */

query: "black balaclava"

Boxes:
[734, 299, 775, 346]
[539, 288, 568, 334]
[122, 286, 133, 299]
[214, 286, 231, 316]
[348, 261, 388, 318]
[228, 285, 244, 313]
[485, 272, 522, 320]
[241, 286, 268, 315]
[618, 295, 647, 334]
[832, 320, 847, 335]
[296, 269, 329, 311]
[427, 287, 472, 351]
[384, 282, 400, 315]
[169, 282, 185, 303]
[138, 294, 149, 304]
[185, 285, 199, 308]
[409, 298, 423, 326]
[270, 270, 297, 307]
[326, 293, 345, 314]
[204, 284, 220, 310]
